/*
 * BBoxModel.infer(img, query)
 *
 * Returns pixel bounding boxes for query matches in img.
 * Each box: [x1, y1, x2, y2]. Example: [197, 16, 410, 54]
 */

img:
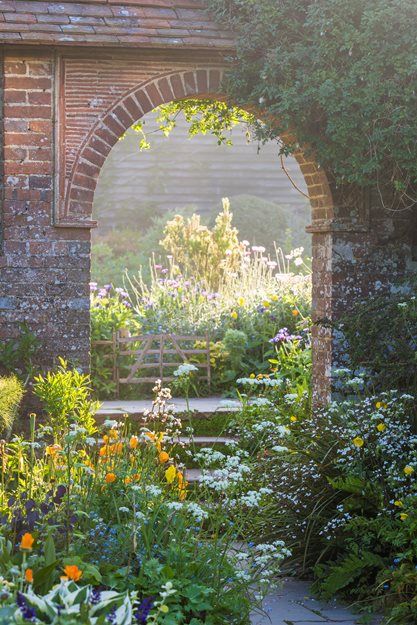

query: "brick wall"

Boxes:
[0, 45, 413, 404]
[0, 50, 90, 371]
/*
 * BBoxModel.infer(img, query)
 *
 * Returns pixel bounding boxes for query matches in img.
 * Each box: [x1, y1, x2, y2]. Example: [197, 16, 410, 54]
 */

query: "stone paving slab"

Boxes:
[251, 580, 382, 625]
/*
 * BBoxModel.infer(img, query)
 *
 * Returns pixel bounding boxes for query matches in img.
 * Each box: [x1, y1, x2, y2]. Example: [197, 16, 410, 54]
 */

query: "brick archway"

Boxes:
[2, 2, 408, 406]
[57, 67, 334, 229]
[55, 66, 334, 403]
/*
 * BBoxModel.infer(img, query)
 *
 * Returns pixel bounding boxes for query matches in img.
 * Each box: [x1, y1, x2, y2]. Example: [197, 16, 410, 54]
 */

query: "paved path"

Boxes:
[251, 580, 381, 625]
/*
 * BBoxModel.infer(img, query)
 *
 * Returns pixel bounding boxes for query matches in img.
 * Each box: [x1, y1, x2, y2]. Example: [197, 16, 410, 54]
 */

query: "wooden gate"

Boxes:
[93, 332, 211, 398]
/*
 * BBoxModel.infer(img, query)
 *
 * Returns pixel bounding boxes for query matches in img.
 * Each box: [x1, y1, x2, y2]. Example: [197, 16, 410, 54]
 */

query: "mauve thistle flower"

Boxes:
[270, 328, 302, 344]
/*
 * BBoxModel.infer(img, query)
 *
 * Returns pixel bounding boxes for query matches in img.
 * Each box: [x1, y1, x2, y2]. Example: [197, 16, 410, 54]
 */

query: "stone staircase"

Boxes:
[96, 397, 240, 483]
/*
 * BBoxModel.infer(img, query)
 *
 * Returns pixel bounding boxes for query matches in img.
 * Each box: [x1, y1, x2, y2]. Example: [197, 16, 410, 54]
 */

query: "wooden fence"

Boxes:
[92, 332, 211, 397]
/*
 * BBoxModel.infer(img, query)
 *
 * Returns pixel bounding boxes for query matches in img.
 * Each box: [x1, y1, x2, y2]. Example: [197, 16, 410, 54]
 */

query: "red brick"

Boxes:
[158, 77, 175, 103]
[28, 91, 51, 106]
[170, 73, 186, 99]
[102, 113, 125, 137]
[113, 103, 134, 128]
[196, 69, 208, 94]
[73, 173, 97, 191]
[123, 95, 142, 123]
[4, 76, 51, 89]
[183, 71, 197, 95]
[132, 89, 152, 115]
[4, 90, 26, 103]
[145, 82, 163, 108]
[4, 105, 51, 119]
[82, 147, 106, 168]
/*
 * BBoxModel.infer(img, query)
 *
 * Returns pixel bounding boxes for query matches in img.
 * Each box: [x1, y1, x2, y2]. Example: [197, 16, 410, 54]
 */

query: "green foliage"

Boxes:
[335, 284, 417, 398]
[203, 0, 417, 203]
[134, 99, 255, 148]
[0, 375, 24, 435]
[33, 358, 99, 441]
[0, 323, 40, 383]
[222, 329, 248, 378]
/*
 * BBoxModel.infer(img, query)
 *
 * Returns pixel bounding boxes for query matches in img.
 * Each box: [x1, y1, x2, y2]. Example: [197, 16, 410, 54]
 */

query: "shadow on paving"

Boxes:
[251, 579, 382, 625]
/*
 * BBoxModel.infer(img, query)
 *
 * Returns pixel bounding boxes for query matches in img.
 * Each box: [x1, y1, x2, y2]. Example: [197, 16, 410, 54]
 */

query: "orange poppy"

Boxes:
[25, 568, 33, 583]
[20, 533, 34, 551]
[63, 564, 83, 582]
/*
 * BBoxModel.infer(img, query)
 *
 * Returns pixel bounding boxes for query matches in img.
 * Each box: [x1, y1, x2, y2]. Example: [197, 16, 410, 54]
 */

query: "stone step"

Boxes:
[97, 435, 236, 447]
[185, 468, 203, 483]
[96, 397, 241, 423]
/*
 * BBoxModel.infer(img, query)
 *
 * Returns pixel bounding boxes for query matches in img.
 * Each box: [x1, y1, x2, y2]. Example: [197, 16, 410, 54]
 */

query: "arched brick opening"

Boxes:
[0, 3, 411, 408]
[59, 68, 334, 404]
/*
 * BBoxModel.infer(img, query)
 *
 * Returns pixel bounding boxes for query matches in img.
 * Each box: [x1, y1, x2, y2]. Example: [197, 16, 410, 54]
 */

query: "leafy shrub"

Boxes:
[0, 323, 40, 383]
[336, 285, 417, 399]
[33, 358, 99, 441]
[0, 375, 24, 435]
[160, 198, 242, 290]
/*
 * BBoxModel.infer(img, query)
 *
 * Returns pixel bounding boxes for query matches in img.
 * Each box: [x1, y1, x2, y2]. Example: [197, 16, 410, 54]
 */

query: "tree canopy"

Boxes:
[203, 0, 417, 205]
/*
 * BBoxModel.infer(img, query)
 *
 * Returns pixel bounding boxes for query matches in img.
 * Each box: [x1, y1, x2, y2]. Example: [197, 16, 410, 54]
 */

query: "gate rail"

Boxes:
[92, 332, 211, 397]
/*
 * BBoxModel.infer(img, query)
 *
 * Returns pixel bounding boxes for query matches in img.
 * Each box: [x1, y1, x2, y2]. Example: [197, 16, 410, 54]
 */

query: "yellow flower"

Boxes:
[108, 429, 119, 441]
[249, 373, 256, 379]
[20, 533, 34, 551]
[262, 300, 270, 308]
[376, 423, 386, 432]
[290, 416, 298, 423]
[352, 436, 364, 448]
[25, 568, 33, 584]
[165, 465, 177, 484]
[292, 309, 299, 316]
[159, 451, 170, 464]
[63, 564, 83, 582]
[237, 297, 245, 307]
[375, 401, 387, 409]
[129, 436, 139, 450]
[159, 605, 169, 614]
[230, 311, 238, 320]
[400, 513, 409, 521]
[404, 465, 414, 476]
[105, 472, 117, 483]
[394, 500, 403, 507]
[179, 489, 187, 501]
[270, 294, 279, 302]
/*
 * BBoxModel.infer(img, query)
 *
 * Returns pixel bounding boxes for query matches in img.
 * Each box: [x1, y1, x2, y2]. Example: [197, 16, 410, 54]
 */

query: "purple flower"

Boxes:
[90, 587, 101, 605]
[134, 597, 154, 624]
[17, 592, 36, 622]
[103, 284, 112, 291]
[270, 328, 302, 344]
[98, 289, 108, 298]
[89, 282, 98, 292]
